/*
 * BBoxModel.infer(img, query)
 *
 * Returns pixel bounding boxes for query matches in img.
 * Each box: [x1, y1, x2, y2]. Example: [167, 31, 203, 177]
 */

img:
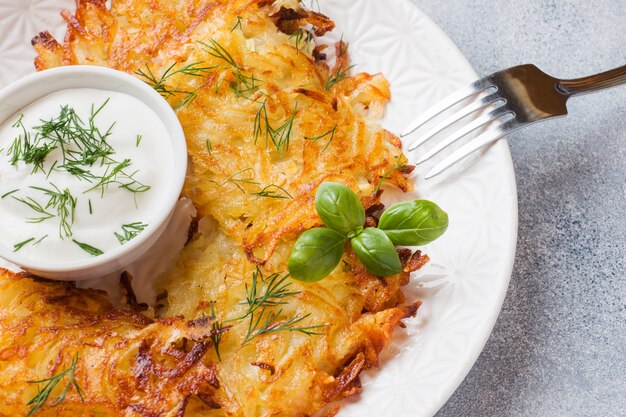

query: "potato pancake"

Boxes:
[0, 0, 428, 415]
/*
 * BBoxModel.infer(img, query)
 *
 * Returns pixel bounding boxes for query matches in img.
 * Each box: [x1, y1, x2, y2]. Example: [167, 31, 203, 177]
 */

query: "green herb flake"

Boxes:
[13, 237, 35, 252]
[115, 222, 149, 245]
[252, 184, 293, 199]
[231, 16, 243, 32]
[305, 125, 337, 151]
[72, 239, 104, 256]
[1, 189, 19, 199]
[33, 235, 49, 246]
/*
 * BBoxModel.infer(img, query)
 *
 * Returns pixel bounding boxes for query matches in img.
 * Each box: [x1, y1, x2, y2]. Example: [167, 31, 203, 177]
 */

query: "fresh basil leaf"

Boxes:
[289, 228, 347, 282]
[315, 182, 365, 235]
[378, 200, 448, 246]
[351, 228, 402, 277]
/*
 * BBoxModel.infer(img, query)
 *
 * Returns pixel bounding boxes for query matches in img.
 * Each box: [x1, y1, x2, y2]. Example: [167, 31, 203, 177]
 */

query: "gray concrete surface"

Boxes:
[409, 1, 626, 416]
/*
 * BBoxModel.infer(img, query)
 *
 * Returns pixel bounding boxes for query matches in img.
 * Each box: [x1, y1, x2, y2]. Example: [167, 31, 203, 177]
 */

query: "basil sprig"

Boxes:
[288, 182, 449, 282]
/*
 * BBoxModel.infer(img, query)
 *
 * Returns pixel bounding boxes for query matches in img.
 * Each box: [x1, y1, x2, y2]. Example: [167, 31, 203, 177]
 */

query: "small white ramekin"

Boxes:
[0, 66, 187, 281]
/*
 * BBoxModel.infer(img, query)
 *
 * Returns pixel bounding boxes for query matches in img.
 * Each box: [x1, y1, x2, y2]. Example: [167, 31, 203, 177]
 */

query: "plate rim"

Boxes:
[392, 0, 519, 412]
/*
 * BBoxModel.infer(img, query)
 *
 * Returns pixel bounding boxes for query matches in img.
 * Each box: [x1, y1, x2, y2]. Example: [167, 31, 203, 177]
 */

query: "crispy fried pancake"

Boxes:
[0, 0, 427, 415]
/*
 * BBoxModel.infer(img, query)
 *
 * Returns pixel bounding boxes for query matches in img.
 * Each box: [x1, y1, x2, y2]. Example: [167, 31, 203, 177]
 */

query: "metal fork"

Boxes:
[402, 64, 626, 179]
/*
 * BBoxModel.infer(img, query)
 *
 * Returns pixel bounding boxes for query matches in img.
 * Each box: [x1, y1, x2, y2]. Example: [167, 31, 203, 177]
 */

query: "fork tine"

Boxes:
[407, 91, 504, 151]
[401, 79, 493, 137]
[424, 119, 519, 179]
[415, 104, 512, 164]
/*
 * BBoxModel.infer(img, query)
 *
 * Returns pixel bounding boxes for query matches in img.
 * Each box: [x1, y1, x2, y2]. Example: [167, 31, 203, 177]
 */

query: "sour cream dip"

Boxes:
[0, 88, 174, 265]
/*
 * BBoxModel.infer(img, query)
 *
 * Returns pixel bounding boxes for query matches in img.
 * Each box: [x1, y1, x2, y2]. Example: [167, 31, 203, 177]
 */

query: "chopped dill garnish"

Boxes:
[218, 268, 328, 345]
[201, 39, 242, 70]
[12, 195, 54, 224]
[13, 237, 35, 252]
[6, 115, 57, 174]
[115, 222, 149, 245]
[26, 353, 84, 417]
[252, 184, 293, 199]
[88, 199, 93, 215]
[242, 310, 327, 345]
[1, 189, 19, 199]
[26, 99, 150, 200]
[289, 28, 314, 54]
[135, 62, 215, 110]
[85, 159, 150, 197]
[299, 0, 321, 12]
[200, 39, 264, 99]
[305, 125, 337, 151]
[33, 235, 48, 245]
[208, 301, 229, 361]
[46, 160, 58, 180]
[136, 134, 143, 147]
[325, 64, 355, 91]
[253, 101, 298, 156]
[230, 72, 262, 99]
[72, 239, 104, 256]
[205, 138, 213, 154]
[231, 16, 243, 32]
[239, 269, 300, 318]
[237, 268, 327, 344]
[374, 154, 410, 194]
[212, 168, 259, 193]
[29, 184, 77, 239]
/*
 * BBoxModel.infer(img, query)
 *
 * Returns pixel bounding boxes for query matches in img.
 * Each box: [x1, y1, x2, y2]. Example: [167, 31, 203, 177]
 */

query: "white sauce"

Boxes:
[0, 88, 174, 265]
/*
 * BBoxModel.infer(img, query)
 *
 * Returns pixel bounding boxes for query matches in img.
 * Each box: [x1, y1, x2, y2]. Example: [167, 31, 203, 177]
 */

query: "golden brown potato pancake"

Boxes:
[0, 0, 427, 415]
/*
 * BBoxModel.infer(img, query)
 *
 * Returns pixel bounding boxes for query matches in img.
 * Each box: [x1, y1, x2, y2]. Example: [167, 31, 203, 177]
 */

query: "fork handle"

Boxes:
[557, 65, 626, 96]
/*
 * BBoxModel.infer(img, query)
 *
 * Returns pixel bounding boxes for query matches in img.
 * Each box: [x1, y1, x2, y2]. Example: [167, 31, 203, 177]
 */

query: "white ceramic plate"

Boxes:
[0, 1, 518, 416]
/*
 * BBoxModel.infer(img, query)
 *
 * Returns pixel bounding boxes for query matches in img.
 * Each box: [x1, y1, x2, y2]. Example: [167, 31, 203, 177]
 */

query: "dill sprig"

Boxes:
[13, 237, 35, 252]
[12, 195, 54, 224]
[231, 72, 262, 99]
[29, 185, 77, 239]
[240, 269, 301, 318]
[253, 101, 298, 155]
[374, 154, 410, 194]
[201, 39, 242, 70]
[242, 310, 327, 345]
[289, 28, 314, 54]
[85, 159, 150, 197]
[72, 239, 104, 256]
[135, 61, 215, 107]
[305, 125, 337, 151]
[136, 135, 143, 147]
[34, 235, 48, 245]
[212, 168, 259, 193]
[325, 64, 355, 91]
[201, 39, 264, 100]
[7, 115, 58, 173]
[252, 184, 293, 199]
[26, 353, 84, 417]
[225, 268, 328, 345]
[1, 189, 20, 199]
[115, 222, 149, 245]
[299, 0, 321, 12]
[231, 16, 243, 32]
[208, 302, 228, 361]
